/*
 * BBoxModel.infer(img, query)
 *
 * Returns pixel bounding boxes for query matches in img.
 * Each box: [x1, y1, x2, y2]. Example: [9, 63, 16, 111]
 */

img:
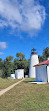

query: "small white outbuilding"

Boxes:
[15, 69, 24, 79]
[34, 60, 49, 82]
[10, 74, 15, 79]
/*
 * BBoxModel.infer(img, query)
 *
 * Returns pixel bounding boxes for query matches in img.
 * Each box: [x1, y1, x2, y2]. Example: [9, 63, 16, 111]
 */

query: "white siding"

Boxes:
[11, 74, 15, 79]
[47, 66, 49, 82]
[36, 65, 47, 82]
[15, 69, 24, 79]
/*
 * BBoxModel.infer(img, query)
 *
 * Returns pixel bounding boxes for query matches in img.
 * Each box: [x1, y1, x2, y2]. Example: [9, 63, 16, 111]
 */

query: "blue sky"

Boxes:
[0, 0, 49, 60]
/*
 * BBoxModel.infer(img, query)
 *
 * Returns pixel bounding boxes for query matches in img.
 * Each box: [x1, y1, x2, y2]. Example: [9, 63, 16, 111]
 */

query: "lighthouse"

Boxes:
[29, 48, 39, 78]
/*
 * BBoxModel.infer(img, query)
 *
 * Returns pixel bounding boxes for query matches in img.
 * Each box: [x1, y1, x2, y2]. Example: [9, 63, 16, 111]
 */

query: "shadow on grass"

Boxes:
[23, 80, 39, 84]
[22, 78, 37, 84]
[24, 81, 35, 83]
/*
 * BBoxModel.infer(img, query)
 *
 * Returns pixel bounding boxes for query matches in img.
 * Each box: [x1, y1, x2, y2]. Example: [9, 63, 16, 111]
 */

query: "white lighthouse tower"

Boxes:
[29, 49, 39, 78]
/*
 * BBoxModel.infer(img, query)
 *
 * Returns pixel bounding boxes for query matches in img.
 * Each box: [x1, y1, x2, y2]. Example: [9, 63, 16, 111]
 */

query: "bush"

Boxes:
[0, 70, 3, 78]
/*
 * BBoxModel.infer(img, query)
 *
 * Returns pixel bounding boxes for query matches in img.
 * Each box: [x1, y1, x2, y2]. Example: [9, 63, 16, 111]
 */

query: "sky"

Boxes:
[0, 0, 49, 60]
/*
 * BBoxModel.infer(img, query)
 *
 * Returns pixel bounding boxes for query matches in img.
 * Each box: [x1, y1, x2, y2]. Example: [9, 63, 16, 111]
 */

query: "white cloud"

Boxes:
[0, 52, 4, 55]
[0, 42, 7, 50]
[0, 0, 46, 35]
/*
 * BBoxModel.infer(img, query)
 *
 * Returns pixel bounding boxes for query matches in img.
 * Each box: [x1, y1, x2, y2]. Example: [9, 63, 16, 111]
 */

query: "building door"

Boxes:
[41, 65, 47, 82]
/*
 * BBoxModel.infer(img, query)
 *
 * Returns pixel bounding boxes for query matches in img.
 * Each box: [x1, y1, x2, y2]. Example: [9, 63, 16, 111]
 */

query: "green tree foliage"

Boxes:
[0, 58, 3, 70]
[0, 70, 3, 77]
[2, 56, 14, 78]
[6, 56, 14, 61]
[38, 47, 49, 62]
[28, 59, 30, 62]
[16, 53, 25, 61]
[38, 55, 45, 62]
[0, 58, 2, 62]
[43, 47, 49, 60]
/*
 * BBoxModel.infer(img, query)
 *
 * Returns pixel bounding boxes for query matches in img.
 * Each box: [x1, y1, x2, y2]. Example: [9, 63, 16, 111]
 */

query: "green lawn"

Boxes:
[0, 78, 20, 90]
[0, 78, 49, 111]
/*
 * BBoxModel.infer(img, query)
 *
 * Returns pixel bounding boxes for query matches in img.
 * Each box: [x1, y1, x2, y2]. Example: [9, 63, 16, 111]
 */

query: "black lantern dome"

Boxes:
[31, 48, 37, 55]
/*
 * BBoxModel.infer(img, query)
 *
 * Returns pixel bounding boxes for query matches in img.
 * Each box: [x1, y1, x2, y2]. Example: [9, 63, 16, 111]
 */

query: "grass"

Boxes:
[0, 78, 49, 111]
[0, 78, 21, 90]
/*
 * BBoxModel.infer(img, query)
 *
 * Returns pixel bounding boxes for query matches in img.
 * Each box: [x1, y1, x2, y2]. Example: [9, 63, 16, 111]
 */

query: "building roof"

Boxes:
[34, 60, 49, 67]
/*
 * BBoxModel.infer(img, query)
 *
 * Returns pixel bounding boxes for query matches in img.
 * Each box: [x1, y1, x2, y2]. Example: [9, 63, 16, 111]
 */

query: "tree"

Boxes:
[28, 59, 30, 62]
[16, 53, 25, 61]
[38, 55, 45, 62]
[6, 56, 14, 61]
[0, 58, 2, 62]
[0, 70, 3, 77]
[43, 47, 49, 60]
[0, 58, 3, 70]
[13, 58, 18, 71]
[2, 56, 14, 78]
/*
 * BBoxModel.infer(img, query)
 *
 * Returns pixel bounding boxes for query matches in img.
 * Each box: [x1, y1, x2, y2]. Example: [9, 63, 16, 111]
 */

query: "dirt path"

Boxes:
[0, 79, 25, 96]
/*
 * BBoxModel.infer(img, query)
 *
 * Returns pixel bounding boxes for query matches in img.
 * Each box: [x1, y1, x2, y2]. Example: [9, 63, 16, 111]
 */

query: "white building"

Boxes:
[34, 60, 49, 82]
[10, 74, 15, 79]
[29, 49, 39, 78]
[15, 69, 24, 79]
